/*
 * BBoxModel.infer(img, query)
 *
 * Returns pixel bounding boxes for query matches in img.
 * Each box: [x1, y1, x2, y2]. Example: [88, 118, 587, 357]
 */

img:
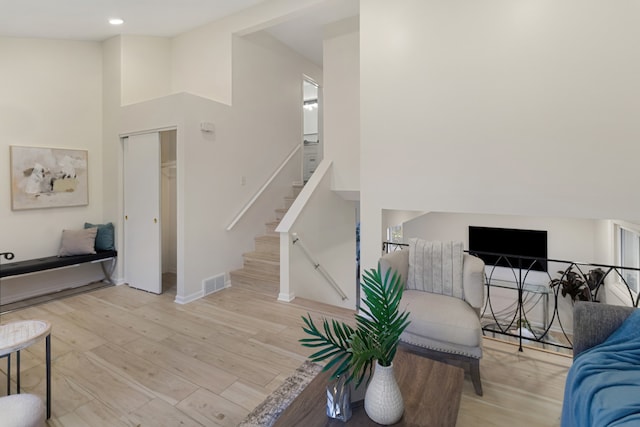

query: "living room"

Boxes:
[1, 1, 639, 425]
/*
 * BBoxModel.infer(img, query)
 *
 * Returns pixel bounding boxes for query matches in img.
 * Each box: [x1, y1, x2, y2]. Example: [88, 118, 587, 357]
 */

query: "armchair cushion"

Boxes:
[401, 290, 483, 358]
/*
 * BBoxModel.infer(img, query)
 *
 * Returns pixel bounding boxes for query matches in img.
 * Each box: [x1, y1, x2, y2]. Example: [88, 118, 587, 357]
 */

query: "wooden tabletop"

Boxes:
[274, 349, 464, 427]
[0, 320, 52, 356]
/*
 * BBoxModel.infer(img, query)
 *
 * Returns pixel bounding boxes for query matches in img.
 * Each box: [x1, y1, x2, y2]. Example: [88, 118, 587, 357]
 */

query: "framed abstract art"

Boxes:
[10, 146, 88, 210]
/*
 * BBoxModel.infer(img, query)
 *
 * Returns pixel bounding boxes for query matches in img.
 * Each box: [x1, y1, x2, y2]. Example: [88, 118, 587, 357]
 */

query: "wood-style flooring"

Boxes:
[0, 279, 571, 426]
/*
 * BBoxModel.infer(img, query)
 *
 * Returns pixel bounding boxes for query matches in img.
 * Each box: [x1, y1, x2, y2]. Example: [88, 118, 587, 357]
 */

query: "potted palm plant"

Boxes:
[300, 264, 410, 425]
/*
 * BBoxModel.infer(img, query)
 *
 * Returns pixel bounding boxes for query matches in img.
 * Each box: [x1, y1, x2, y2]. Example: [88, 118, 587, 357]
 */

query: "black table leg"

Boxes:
[46, 334, 51, 419]
[4, 354, 10, 395]
[16, 350, 20, 393]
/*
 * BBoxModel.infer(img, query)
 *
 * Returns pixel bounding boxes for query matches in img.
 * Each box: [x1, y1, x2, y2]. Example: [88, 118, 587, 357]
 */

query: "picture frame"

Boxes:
[10, 146, 89, 210]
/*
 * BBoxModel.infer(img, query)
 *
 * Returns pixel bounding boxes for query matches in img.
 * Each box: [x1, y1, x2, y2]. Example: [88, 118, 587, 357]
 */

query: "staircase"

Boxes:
[229, 183, 303, 296]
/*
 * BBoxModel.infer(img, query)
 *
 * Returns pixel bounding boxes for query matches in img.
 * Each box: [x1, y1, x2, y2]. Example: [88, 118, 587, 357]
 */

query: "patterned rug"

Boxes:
[238, 361, 323, 427]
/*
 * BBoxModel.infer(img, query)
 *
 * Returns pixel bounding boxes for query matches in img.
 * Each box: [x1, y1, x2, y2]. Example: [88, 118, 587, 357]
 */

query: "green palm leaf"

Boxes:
[299, 263, 411, 384]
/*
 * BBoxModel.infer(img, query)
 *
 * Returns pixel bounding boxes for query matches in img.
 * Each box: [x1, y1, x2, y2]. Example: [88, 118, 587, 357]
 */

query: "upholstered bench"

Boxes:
[0, 250, 117, 284]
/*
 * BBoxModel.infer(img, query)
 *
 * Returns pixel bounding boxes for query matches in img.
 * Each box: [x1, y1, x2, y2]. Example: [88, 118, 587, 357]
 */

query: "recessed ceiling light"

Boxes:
[109, 18, 124, 26]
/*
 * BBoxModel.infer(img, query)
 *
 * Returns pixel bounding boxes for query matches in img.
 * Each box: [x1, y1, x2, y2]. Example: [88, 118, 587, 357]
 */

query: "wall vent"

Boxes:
[203, 273, 226, 295]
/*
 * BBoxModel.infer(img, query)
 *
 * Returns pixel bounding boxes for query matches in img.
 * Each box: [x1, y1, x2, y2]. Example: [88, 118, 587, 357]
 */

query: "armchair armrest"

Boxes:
[462, 254, 485, 310]
[573, 301, 636, 359]
[379, 250, 409, 288]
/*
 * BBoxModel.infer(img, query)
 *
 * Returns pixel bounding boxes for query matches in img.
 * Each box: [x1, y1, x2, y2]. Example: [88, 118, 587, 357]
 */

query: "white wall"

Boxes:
[171, 0, 324, 105]
[102, 36, 125, 283]
[323, 17, 360, 192]
[119, 30, 321, 302]
[121, 36, 172, 106]
[0, 37, 105, 301]
[281, 161, 358, 309]
[402, 212, 600, 264]
[359, 0, 640, 270]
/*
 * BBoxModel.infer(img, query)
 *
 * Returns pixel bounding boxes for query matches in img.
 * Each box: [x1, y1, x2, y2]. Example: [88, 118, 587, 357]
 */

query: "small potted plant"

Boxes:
[300, 264, 410, 425]
[549, 266, 606, 302]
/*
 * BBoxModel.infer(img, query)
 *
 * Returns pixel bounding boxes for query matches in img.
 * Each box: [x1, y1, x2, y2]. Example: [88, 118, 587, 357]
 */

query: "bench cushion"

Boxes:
[0, 250, 117, 278]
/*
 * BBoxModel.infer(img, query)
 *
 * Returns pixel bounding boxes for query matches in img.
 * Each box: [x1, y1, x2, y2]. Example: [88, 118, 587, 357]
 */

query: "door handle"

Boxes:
[154, 218, 158, 223]
[125, 215, 128, 220]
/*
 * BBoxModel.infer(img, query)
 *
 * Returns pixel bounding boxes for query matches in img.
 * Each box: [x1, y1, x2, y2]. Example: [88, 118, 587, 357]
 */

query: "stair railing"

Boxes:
[292, 233, 348, 301]
[226, 144, 301, 231]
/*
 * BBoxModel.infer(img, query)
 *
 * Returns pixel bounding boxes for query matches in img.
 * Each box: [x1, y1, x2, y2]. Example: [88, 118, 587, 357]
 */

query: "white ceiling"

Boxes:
[0, 0, 358, 65]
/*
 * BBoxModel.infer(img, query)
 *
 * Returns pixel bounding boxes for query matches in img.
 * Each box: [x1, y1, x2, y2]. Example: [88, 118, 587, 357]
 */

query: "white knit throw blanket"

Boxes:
[407, 239, 463, 299]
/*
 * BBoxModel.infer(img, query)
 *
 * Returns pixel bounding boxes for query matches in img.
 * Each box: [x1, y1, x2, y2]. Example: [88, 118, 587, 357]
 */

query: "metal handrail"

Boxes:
[292, 233, 348, 301]
[226, 144, 301, 231]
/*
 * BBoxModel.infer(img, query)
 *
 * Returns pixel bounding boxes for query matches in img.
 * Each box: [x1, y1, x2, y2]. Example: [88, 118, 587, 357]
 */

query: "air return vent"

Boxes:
[203, 273, 226, 295]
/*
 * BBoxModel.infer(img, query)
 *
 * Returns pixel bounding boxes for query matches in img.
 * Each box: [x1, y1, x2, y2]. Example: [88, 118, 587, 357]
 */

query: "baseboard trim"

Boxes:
[278, 292, 295, 302]
[174, 290, 204, 304]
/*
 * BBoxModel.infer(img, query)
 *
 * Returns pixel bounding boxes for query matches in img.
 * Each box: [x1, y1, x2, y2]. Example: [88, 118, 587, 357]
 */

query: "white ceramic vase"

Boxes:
[364, 361, 404, 425]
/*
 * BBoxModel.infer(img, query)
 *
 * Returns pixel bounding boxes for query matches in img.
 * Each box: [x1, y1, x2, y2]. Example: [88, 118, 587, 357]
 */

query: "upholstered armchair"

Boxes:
[380, 239, 486, 395]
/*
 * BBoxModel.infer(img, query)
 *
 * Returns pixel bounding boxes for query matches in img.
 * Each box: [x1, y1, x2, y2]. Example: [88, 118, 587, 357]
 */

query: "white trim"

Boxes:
[120, 126, 177, 138]
[174, 290, 204, 304]
[277, 292, 296, 302]
[276, 158, 332, 233]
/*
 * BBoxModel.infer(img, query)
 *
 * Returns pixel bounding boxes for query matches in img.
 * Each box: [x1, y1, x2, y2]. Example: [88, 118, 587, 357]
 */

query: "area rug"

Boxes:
[238, 360, 323, 427]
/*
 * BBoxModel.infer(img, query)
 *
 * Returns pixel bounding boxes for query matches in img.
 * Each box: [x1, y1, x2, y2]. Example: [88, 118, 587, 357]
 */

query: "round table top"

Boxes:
[0, 320, 52, 356]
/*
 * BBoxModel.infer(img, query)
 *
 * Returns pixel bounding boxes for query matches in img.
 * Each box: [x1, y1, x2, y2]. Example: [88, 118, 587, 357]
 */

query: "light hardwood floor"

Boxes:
[0, 281, 571, 426]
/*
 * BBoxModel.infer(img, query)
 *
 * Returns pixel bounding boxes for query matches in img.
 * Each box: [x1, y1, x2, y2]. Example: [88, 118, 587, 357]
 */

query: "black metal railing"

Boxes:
[382, 241, 408, 253]
[382, 242, 640, 353]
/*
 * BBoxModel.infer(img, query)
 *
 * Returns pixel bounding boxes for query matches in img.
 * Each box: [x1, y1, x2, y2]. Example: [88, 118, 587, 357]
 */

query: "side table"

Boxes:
[0, 320, 52, 419]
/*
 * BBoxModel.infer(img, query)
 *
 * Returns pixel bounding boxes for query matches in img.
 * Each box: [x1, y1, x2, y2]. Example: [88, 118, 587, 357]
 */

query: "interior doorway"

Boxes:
[161, 130, 177, 293]
[123, 129, 177, 295]
[303, 78, 321, 183]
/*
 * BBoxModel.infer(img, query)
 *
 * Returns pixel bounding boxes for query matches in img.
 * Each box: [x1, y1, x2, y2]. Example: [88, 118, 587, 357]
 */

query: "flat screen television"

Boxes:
[468, 226, 548, 272]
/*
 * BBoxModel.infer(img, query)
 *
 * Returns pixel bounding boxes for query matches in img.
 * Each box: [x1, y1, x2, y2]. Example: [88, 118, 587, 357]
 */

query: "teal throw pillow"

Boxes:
[84, 222, 115, 251]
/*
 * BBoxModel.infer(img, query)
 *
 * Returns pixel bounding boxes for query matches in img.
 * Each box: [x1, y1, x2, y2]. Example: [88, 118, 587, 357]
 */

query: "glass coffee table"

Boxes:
[274, 348, 464, 426]
[0, 320, 52, 419]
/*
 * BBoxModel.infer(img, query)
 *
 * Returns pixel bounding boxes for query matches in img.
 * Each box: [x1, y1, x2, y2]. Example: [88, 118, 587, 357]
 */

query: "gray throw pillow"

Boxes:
[58, 228, 98, 257]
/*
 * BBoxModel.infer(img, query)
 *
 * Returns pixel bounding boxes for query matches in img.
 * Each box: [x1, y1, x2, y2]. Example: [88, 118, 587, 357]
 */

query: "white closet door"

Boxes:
[124, 133, 162, 294]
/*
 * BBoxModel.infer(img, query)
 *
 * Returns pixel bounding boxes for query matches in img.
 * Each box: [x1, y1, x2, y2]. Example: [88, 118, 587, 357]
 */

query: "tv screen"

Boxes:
[468, 226, 548, 272]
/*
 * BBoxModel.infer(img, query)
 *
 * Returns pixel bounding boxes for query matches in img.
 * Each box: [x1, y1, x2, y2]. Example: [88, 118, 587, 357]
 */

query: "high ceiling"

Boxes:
[0, 0, 358, 65]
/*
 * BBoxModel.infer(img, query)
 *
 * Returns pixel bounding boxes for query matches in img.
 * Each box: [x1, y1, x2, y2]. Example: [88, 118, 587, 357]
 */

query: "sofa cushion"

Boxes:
[562, 308, 640, 426]
[401, 290, 482, 348]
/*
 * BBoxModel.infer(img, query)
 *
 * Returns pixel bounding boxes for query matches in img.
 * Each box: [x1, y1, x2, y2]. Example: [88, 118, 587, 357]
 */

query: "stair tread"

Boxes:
[255, 235, 279, 242]
[244, 251, 280, 263]
[230, 268, 279, 284]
